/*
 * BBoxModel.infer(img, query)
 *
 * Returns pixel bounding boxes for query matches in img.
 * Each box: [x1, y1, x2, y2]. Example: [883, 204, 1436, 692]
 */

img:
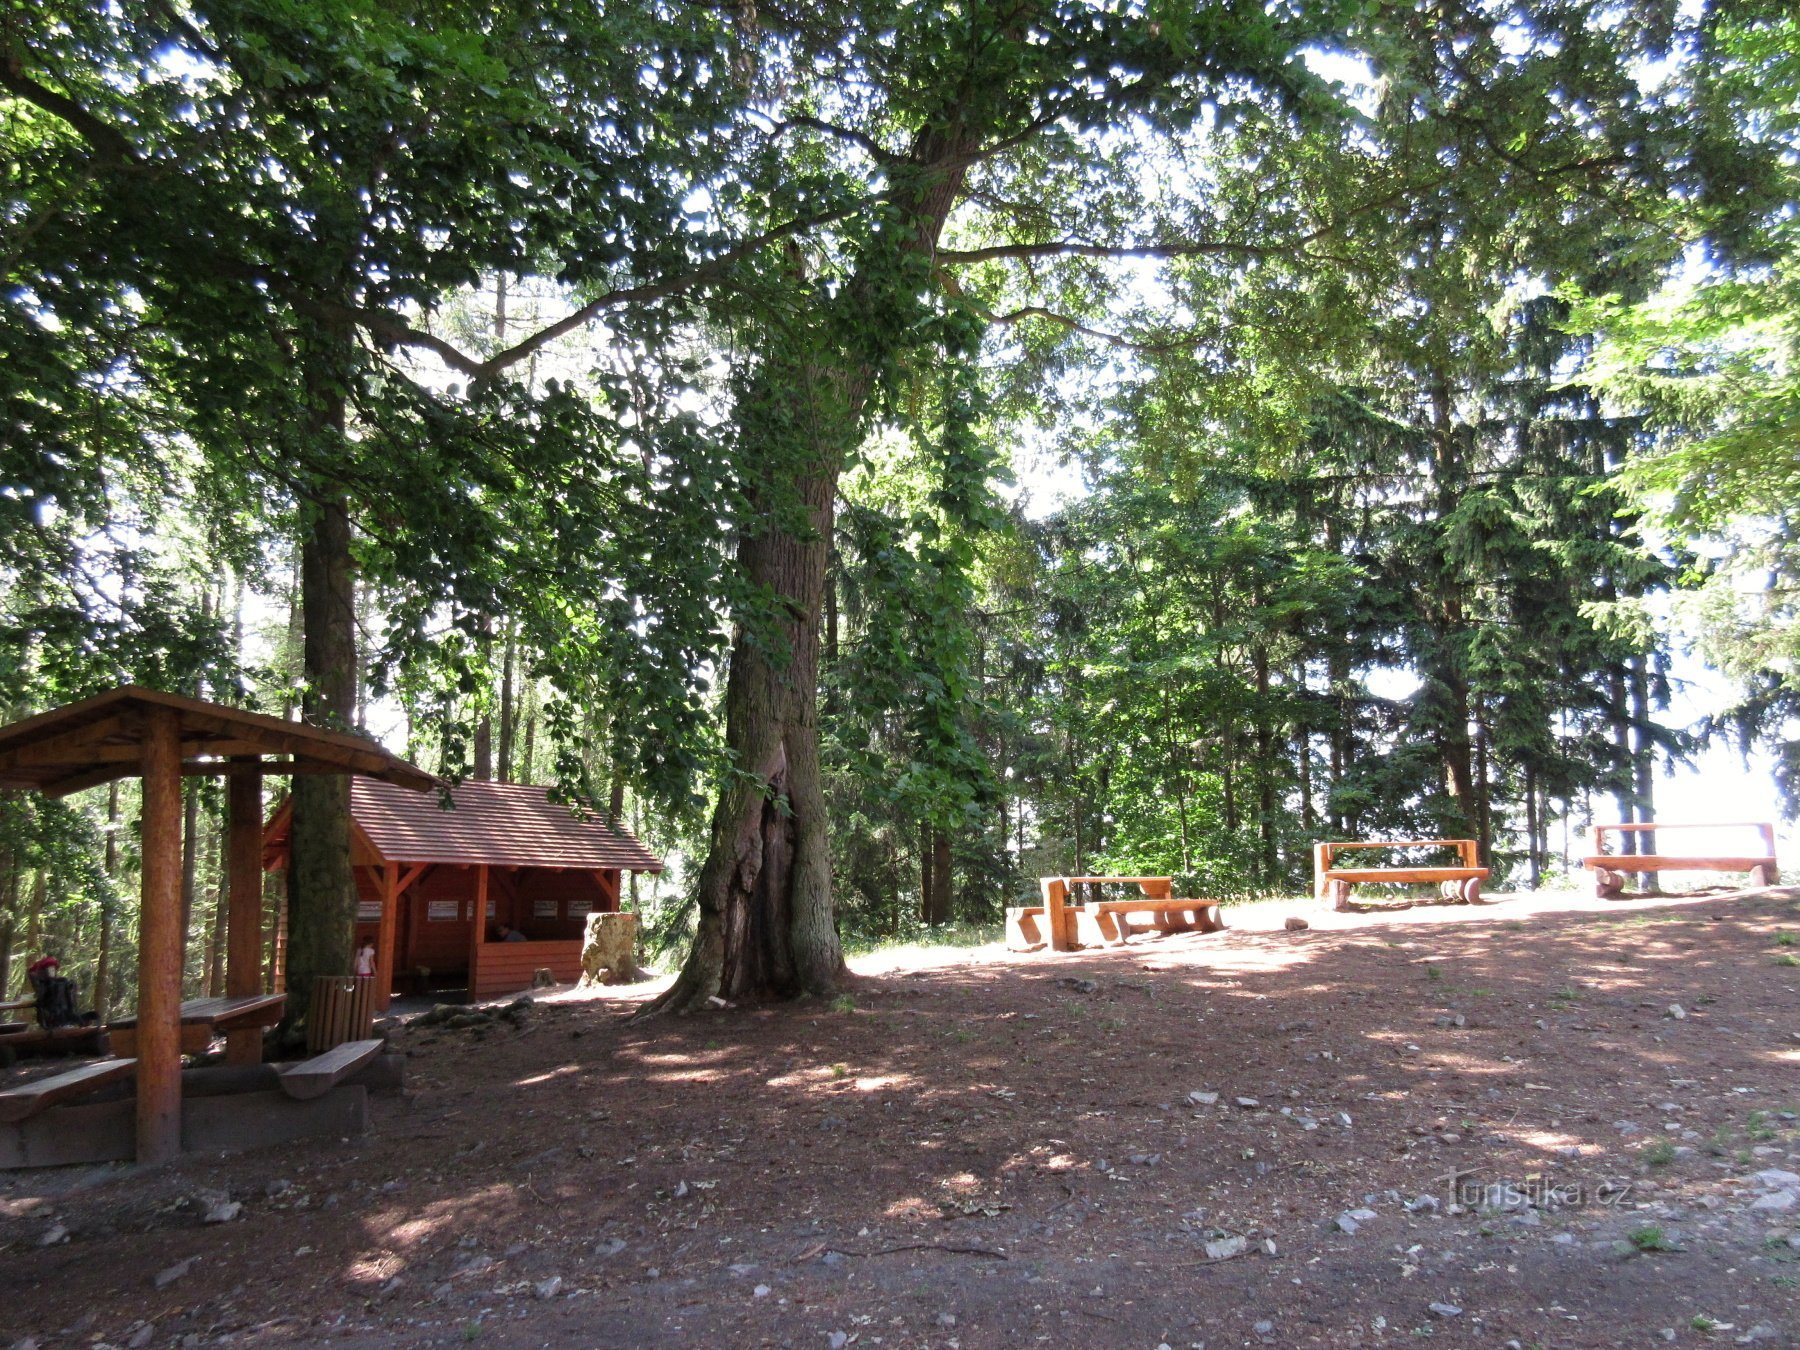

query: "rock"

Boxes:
[728, 1263, 757, 1277]
[1284, 917, 1309, 931]
[1060, 978, 1098, 994]
[752, 1283, 772, 1298]
[265, 1178, 292, 1197]
[579, 911, 642, 986]
[1252, 1320, 1274, 1335]
[1333, 1212, 1364, 1234]
[1188, 1091, 1219, 1106]
[1203, 1235, 1247, 1260]
[936, 1313, 957, 1328]
[153, 1258, 195, 1290]
[1235, 1097, 1260, 1109]
[1262, 1238, 1278, 1256]
[1335, 1112, 1353, 1128]
[534, 1276, 563, 1300]
[203, 1200, 242, 1224]
[1738, 1323, 1781, 1342]
[594, 1237, 627, 1258]
[127, 1324, 156, 1349]
[1428, 1302, 1463, 1318]
[1406, 1195, 1440, 1214]
[1747, 1190, 1796, 1212]
[828, 1335, 849, 1350]
[37, 1223, 67, 1247]
[1666, 1004, 1686, 1020]
[1753, 1168, 1800, 1189]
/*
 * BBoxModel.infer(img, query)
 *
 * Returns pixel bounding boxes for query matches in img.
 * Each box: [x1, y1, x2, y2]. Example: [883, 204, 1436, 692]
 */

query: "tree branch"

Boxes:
[0, 59, 138, 163]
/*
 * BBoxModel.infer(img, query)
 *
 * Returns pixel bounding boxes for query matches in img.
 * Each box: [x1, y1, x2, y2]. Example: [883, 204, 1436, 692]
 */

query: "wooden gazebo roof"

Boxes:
[0, 686, 437, 797]
[264, 778, 663, 873]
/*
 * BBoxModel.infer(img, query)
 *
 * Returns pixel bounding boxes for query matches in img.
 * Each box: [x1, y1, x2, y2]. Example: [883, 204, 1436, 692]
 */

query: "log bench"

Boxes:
[1583, 822, 1779, 898]
[1011, 877, 1225, 952]
[279, 1038, 384, 1101]
[0, 1058, 136, 1124]
[1313, 839, 1490, 911]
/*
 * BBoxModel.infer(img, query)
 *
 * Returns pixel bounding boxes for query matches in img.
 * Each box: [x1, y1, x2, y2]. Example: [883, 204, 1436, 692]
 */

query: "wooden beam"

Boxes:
[376, 862, 400, 1013]
[469, 864, 489, 997]
[137, 705, 184, 1165]
[224, 767, 265, 1066]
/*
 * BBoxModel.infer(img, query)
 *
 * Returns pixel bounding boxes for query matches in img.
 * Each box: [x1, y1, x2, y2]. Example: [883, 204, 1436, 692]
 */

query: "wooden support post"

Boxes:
[1040, 877, 1071, 952]
[376, 862, 399, 1012]
[224, 767, 265, 1066]
[137, 706, 184, 1165]
[468, 864, 489, 1000]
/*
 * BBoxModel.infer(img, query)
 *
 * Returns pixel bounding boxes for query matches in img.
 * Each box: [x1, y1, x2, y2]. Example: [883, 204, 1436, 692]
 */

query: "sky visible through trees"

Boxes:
[3, 0, 1797, 1009]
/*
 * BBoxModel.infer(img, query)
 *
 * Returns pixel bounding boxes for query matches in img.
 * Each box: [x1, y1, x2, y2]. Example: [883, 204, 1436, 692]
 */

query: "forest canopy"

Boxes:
[1, 0, 1795, 1013]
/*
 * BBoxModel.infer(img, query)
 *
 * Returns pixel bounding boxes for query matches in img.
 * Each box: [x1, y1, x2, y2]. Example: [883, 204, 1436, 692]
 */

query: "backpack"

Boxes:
[32, 973, 79, 1030]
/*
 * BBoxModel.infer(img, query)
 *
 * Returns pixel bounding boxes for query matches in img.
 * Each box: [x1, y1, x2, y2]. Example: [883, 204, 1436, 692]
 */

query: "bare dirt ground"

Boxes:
[3, 883, 1799, 1348]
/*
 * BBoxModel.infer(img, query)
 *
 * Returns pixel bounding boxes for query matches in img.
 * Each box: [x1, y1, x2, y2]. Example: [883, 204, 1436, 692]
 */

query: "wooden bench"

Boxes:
[1010, 877, 1224, 952]
[0, 1058, 136, 1123]
[1583, 822, 1779, 897]
[1314, 839, 1490, 911]
[278, 1038, 384, 1101]
[108, 993, 287, 1058]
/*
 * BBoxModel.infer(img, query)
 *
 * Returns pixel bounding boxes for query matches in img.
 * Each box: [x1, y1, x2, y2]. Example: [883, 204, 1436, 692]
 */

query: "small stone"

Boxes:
[534, 1276, 563, 1300]
[1188, 1091, 1219, 1106]
[1738, 1322, 1780, 1342]
[728, 1263, 757, 1277]
[1262, 1238, 1277, 1256]
[1666, 1004, 1686, 1020]
[1333, 1212, 1363, 1234]
[1406, 1195, 1440, 1214]
[431, 1282, 454, 1302]
[37, 1223, 67, 1247]
[594, 1237, 627, 1258]
[753, 1284, 772, 1298]
[1335, 1112, 1352, 1128]
[1203, 1235, 1247, 1260]
[1235, 1097, 1260, 1109]
[828, 1335, 849, 1350]
[154, 1258, 195, 1290]
[1551, 1233, 1575, 1245]
[936, 1313, 957, 1328]
[1253, 1320, 1274, 1335]
[127, 1325, 156, 1349]
[1284, 917, 1309, 931]
[1753, 1168, 1800, 1189]
[1428, 1302, 1463, 1318]
[203, 1200, 242, 1224]
[1747, 1190, 1796, 1212]
[265, 1178, 292, 1197]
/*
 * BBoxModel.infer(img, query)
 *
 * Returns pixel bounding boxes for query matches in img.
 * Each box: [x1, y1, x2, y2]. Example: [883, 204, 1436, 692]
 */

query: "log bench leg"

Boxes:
[1591, 867, 1625, 899]
[1326, 879, 1352, 912]
[1750, 863, 1778, 888]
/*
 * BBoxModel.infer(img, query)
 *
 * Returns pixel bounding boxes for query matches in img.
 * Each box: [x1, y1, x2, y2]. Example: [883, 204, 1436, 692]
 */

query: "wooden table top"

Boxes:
[110, 992, 286, 1031]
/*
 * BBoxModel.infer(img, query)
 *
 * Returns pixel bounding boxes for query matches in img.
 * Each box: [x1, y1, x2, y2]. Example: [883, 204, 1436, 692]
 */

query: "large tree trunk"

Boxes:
[287, 488, 359, 1014]
[645, 468, 846, 1010]
[642, 113, 978, 1015]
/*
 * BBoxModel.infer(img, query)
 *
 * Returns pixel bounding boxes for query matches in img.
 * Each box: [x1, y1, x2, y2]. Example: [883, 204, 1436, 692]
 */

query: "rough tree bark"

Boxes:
[287, 486, 358, 1014]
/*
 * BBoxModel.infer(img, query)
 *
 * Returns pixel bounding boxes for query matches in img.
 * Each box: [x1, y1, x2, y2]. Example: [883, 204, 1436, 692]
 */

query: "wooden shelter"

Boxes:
[0, 686, 434, 1164]
[262, 778, 663, 1006]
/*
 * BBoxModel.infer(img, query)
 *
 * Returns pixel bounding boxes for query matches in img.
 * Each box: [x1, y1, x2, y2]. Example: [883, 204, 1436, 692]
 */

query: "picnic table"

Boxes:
[108, 993, 286, 1059]
[1583, 821, 1779, 897]
[1313, 839, 1490, 911]
[1010, 876, 1224, 952]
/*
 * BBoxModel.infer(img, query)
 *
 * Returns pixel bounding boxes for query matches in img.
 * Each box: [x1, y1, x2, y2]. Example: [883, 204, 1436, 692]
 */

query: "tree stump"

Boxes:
[579, 912, 641, 986]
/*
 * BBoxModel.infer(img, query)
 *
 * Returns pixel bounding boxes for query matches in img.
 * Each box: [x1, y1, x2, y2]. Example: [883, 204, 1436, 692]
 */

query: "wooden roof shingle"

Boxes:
[272, 778, 664, 872]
